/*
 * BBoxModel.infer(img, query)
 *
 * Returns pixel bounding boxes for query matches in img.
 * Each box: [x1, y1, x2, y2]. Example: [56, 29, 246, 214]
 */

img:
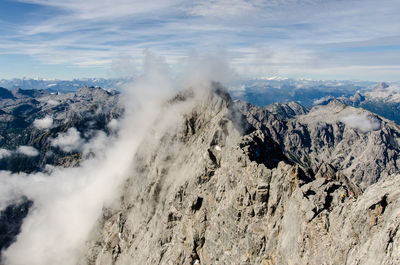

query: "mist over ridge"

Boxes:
[0, 52, 240, 265]
[1, 0, 400, 263]
[0, 51, 399, 264]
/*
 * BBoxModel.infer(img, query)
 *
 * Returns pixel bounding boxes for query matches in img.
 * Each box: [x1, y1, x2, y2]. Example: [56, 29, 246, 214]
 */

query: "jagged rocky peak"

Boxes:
[234, 100, 308, 121]
[82, 84, 400, 265]
[264, 101, 309, 119]
[349, 91, 365, 103]
[239, 97, 400, 189]
[75, 86, 116, 101]
[375, 82, 389, 90]
[11, 87, 50, 98]
[0, 87, 15, 99]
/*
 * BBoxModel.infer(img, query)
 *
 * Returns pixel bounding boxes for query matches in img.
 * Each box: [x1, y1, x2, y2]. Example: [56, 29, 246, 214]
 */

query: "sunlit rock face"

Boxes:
[236, 99, 400, 189]
[84, 84, 400, 265]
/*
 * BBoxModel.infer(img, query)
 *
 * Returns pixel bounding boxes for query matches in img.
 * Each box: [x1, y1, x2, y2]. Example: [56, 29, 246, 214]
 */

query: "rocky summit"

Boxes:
[81, 84, 400, 265]
[236, 99, 400, 189]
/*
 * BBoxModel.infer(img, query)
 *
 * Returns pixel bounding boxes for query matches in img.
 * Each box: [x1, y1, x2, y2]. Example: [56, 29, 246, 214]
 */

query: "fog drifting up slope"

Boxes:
[0, 51, 235, 265]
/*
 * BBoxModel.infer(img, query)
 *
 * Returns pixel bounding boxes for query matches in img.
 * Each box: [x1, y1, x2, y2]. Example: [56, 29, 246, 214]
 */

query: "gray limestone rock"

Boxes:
[82, 85, 400, 265]
[236, 99, 400, 189]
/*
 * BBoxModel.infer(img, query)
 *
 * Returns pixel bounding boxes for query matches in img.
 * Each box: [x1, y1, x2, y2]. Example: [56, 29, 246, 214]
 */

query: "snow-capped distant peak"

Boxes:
[258, 76, 289, 81]
[365, 83, 400, 102]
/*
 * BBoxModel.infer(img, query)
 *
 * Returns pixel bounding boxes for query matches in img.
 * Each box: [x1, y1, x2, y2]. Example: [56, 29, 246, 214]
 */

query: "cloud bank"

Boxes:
[0, 51, 226, 265]
[16, 146, 39, 157]
[340, 113, 381, 133]
[313, 96, 334, 105]
[0, 149, 12, 159]
[33, 116, 53, 129]
[50, 128, 84, 152]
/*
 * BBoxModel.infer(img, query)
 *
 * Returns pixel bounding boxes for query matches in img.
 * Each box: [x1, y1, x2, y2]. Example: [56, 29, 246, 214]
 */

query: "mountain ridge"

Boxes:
[79, 84, 400, 265]
[0, 84, 399, 265]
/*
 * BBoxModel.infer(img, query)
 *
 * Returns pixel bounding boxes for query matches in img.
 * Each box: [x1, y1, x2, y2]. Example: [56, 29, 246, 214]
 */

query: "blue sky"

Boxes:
[0, 0, 399, 81]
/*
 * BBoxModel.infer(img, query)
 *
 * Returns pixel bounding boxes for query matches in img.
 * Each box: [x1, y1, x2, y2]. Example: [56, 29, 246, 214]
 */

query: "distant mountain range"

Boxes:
[0, 78, 128, 93]
[313, 82, 400, 124]
[0, 77, 379, 99]
[2, 77, 400, 126]
[230, 78, 379, 107]
[228, 79, 400, 126]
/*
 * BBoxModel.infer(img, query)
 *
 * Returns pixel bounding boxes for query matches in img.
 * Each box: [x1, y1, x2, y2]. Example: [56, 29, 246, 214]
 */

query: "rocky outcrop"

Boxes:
[0, 86, 122, 172]
[83, 85, 400, 265]
[0, 199, 32, 252]
[11, 88, 50, 99]
[236, 99, 400, 189]
[263, 101, 309, 119]
[319, 82, 400, 124]
[0, 88, 14, 100]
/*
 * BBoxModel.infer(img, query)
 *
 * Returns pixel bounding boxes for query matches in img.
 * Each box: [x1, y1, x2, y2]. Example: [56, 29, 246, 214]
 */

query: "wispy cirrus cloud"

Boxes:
[16, 0, 183, 20]
[1, 0, 400, 80]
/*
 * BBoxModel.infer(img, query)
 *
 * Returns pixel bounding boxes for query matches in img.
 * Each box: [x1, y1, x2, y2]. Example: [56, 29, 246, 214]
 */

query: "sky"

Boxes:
[0, 0, 400, 81]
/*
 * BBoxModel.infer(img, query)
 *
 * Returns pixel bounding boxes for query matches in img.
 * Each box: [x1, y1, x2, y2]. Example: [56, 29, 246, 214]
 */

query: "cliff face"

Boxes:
[83, 85, 400, 265]
[236, 99, 400, 189]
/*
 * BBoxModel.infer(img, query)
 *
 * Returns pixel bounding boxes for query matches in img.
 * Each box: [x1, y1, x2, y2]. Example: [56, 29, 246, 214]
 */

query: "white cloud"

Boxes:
[313, 96, 334, 105]
[51, 128, 84, 152]
[188, 0, 264, 17]
[2, 0, 400, 81]
[17, 146, 39, 157]
[0, 148, 12, 159]
[17, 0, 182, 21]
[178, 49, 238, 88]
[340, 113, 381, 133]
[107, 119, 120, 131]
[46, 99, 60, 106]
[0, 51, 183, 265]
[33, 116, 53, 129]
